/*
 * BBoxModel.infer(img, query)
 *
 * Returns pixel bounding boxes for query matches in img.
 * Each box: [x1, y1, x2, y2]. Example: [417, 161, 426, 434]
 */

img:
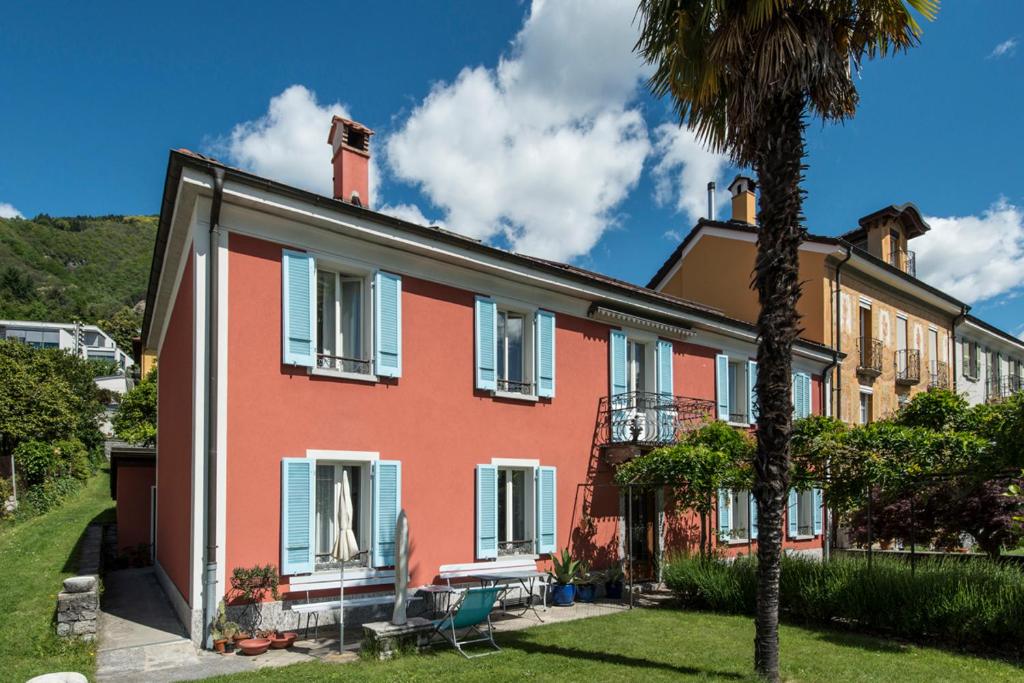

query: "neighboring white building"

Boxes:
[954, 314, 1024, 405]
[0, 319, 135, 371]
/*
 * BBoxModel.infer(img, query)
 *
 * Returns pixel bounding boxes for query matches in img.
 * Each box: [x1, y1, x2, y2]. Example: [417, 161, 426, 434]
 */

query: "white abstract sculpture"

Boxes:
[391, 509, 409, 625]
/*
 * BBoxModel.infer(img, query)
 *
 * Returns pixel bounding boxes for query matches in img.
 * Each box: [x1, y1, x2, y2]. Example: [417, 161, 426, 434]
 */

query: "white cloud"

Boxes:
[0, 202, 23, 219]
[384, 0, 654, 261]
[216, 85, 379, 202]
[377, 203, 443, 228]
[651, 123, 732, 223]
[915, 199, 1024, 303]
[989, 38, 1017, 59]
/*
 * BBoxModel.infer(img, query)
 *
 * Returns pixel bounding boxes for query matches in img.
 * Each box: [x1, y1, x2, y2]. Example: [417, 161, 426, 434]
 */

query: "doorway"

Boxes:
[625, 489, 659, 582]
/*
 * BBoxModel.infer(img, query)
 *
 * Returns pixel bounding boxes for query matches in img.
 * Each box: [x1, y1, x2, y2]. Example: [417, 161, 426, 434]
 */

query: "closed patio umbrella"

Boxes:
[332, 469, 359, 652]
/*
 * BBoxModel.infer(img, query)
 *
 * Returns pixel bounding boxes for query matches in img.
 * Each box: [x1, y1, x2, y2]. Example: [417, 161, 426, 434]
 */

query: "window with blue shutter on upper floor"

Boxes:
[281, 249, 402, 381]
[475, 297, 555, 400]
[715, 353, 756, 425]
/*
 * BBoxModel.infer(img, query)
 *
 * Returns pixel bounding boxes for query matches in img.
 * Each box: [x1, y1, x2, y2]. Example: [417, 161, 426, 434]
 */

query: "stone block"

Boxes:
[362, 617, 434, 660]
[56, 622, 71, 637]
[71, 620, 96, 635]
[63, 575, 96, 593]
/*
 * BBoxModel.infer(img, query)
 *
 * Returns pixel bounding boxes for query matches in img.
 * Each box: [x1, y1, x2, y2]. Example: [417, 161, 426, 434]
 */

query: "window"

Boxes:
[315, 269, 367, 374]
[787, 488, 822, 538]
[313, 462, 369, 570]
[859, 391, 872, 425]
[963, 339, 980, 379]
[796, 490, 814, 536]
[496, 310, 528, 393]
[497, 468, 535, 556]
[627, 340, 648, 394]
[719, 489, 755, 542]
[728, 360, 749, 423]
[896, 315, 908, 370]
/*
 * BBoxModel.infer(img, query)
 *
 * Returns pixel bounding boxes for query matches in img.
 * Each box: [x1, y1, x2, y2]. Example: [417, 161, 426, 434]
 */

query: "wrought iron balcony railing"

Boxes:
[857, 337, 883, 376]
[597, 391, 715, 449]
[895, 349, 921, 385]
[316, 353, 372, 375]
[928, 360, 950, 390]
[498, 539, 535, 556]
[889, 248, 917, 277]
[987, 374, 1023, 403]
[495, 378, 535, 396]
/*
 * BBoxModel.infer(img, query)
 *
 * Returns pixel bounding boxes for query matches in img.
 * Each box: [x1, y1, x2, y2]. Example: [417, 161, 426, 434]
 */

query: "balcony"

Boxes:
[889, 248, 917, 277]
[895, 349, 921, 385]
[928, 360, 950, 390]
[597, 391, 715, 456]
[856, 337, 883, 377]
[987, 374, 1023, 403]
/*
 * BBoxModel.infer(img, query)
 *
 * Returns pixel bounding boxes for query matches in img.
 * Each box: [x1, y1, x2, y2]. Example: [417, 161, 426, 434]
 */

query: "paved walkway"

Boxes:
[96, 571, 631, 682]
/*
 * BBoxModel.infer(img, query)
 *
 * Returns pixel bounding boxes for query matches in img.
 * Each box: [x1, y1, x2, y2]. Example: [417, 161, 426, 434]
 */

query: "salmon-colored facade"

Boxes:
[114, 459, 155, 555]
[144, 149, 833, 645]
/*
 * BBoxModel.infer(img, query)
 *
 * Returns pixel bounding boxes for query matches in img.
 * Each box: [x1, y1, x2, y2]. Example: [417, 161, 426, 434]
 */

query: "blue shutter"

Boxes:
[280, 458, 314, 576]
[609, 330, 628, 440]
[475, 297, 497, 391]
[717, 489, 730, 538]
[371, 460, 402, 567]
[476, 465, 498, 559]
[788, 489, 799, 538]
[535, 310, 556, 398]
[813, 488, 823, 536]
[715, 354, 730, 421]
[800, 373, 812, 418]
[748, 360, 758, 422]
[790, 372, 798, 418]
[281, 250, 315, 367]
[536, 466, 557, 554]
[374, 271, 402, 378]
[750, 492, 758, 539]
[656, 339, 675, 441]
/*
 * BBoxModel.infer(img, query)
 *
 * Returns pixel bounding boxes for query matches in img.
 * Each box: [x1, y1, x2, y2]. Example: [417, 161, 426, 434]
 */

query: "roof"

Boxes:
[648, 218, 966, 313]
[842, 203, 930, 243]
[143, 150, 838, 360]
[963, 314, 1024, 350]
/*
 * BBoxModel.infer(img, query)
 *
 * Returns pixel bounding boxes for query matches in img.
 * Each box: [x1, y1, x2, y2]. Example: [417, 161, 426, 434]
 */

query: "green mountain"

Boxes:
[0, 214, 157, 351]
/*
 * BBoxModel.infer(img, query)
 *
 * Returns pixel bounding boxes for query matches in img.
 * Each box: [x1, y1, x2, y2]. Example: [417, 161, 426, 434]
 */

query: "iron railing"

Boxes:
[317, 354, 372, 374]
[889, 248, 917, 277]
[498, 539, 535, 556]
[987, 374, 1023, 403]
[496, 378, 535, 396]
[928, 360, 950, 390]
[596, 391, 715, 448]
[857, 337, 883, 376]
[895, 349, 921, 385]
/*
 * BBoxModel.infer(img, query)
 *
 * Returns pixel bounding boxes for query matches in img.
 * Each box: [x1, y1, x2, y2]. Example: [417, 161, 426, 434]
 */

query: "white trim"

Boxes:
[309, 368, 378, 383]
[896, 312, 908, 320]
[858, 385, 874, 395]
[859, 296, 872, 308]
[189, 215, 208, 607]
[490, 457, 541, 468]
[215, 225, 229, 605]
[288, 568, 395, 591]
[305, 449, 379, 462]
[493, 391, 539, 402]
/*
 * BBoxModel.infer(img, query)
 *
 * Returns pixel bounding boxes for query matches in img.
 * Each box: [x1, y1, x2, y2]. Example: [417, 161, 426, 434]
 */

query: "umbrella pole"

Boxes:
[339, 561, 345, 652]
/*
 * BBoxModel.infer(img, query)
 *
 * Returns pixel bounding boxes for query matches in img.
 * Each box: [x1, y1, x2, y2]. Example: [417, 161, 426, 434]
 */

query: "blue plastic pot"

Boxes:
[550, 583, 576, 606]
[576, 583, 596, 603]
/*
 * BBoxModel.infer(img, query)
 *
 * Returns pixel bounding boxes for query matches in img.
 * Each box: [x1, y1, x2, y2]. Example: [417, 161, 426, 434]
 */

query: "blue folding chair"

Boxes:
[431, 585, 505, 658]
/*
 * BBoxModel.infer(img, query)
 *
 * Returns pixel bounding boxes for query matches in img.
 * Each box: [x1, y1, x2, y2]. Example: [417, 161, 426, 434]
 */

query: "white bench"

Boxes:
[438, 559, 549, 613]
[291, 594, 421, 637]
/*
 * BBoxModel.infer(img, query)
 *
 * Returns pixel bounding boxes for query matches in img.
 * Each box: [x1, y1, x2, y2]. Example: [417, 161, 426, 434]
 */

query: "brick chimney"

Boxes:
[728, 175, 757, 225]
[328, 116, 374, 207]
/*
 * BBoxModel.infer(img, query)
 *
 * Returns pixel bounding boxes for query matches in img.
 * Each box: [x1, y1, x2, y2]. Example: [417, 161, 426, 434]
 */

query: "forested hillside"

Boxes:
[0, 214, 157, 351]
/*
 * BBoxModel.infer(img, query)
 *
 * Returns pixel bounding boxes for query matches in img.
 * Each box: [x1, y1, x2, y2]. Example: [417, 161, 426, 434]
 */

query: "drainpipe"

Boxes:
[832, 244, 853, 421]
[951, 305, 969, 393]
[202, 168, 224, 650]
[819, 353, 839, 564]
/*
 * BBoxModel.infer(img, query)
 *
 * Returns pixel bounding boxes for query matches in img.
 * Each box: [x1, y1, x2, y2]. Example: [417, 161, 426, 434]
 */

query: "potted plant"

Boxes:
[209, 601, 231, 653]
[229, 564, 280, 642]
[269, 630, 298, 649]
[547, 548, 580, 606]
[575, 561, 596, 603]
[603, 563, 624, 600]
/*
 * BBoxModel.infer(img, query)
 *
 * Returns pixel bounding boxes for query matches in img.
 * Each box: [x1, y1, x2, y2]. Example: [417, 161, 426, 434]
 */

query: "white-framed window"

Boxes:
[859, 391, 872, 425]
[796, 490, 815, 536]
[315, 266, 372, 375]
[313, 461, 372, 570]
[496, 308, 534, 395]
[719, 489, 756, 542]
[497, 467, 536, 556]
[728, 359, 750, 424]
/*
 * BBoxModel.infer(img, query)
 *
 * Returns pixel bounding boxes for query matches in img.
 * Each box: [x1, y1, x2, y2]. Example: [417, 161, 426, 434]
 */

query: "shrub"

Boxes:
[662, 553, 1024, 654]
[13, 440, 62, 488]
[18, 476, 82, 518]
[53, 438, 92, 481]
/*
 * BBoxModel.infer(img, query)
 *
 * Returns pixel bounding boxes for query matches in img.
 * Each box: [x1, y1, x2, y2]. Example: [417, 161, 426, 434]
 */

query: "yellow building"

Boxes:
[648, 177, 967, 424]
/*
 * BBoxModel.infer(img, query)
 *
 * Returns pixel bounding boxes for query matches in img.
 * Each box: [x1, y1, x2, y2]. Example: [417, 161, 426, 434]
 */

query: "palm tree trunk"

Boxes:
[751, 92, 806, 682]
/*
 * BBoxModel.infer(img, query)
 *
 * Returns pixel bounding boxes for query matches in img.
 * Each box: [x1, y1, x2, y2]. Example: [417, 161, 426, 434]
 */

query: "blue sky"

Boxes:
[1, 1, 1022, 337]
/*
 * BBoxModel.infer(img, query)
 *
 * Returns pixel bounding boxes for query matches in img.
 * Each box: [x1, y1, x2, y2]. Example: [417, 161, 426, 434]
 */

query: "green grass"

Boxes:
[208, 608, 1022, 682]
[0, 469, 114, 681]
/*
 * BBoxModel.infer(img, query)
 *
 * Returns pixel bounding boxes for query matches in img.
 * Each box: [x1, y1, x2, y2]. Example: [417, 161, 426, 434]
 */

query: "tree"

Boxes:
[99, 305, 142, 358]
[634, 3, 937, 677]
[114, 367, 157, 446]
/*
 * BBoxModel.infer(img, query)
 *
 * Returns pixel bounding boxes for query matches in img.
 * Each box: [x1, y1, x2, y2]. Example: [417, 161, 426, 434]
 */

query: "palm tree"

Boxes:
[634, 2, 936, 680]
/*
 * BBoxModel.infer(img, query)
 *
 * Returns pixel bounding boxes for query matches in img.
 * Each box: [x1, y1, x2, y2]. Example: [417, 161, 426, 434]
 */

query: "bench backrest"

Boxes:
[438, 558, 538, 581]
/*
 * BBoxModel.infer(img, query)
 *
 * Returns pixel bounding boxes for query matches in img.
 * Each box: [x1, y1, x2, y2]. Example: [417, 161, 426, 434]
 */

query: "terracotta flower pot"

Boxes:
[213, 638, 227, 654]
[268, 633, 291, 649]
[232, 632, 250, 643]
[237, 638, 272, 656]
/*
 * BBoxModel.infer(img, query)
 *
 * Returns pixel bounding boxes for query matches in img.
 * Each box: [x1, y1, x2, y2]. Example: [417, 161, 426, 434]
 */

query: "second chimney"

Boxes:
[728, 175, 757, 225]
[328, 116, 374, 207]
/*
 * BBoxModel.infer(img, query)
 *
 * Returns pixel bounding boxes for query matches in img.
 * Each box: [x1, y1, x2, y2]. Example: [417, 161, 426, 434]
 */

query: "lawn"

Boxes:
[208, 608, 1022, 683]
[0, 469, 114, 682]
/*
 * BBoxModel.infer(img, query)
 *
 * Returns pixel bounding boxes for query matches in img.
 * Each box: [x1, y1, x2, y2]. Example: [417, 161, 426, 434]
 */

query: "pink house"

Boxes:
[140, 117, 836, 644]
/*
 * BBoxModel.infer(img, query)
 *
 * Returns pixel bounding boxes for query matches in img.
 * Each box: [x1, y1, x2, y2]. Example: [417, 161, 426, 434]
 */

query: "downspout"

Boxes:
[832, 244, 853, 421]
[951, 305, 969, 393]
[819, 352, 839, 563]
[202, 168, 224, 649]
